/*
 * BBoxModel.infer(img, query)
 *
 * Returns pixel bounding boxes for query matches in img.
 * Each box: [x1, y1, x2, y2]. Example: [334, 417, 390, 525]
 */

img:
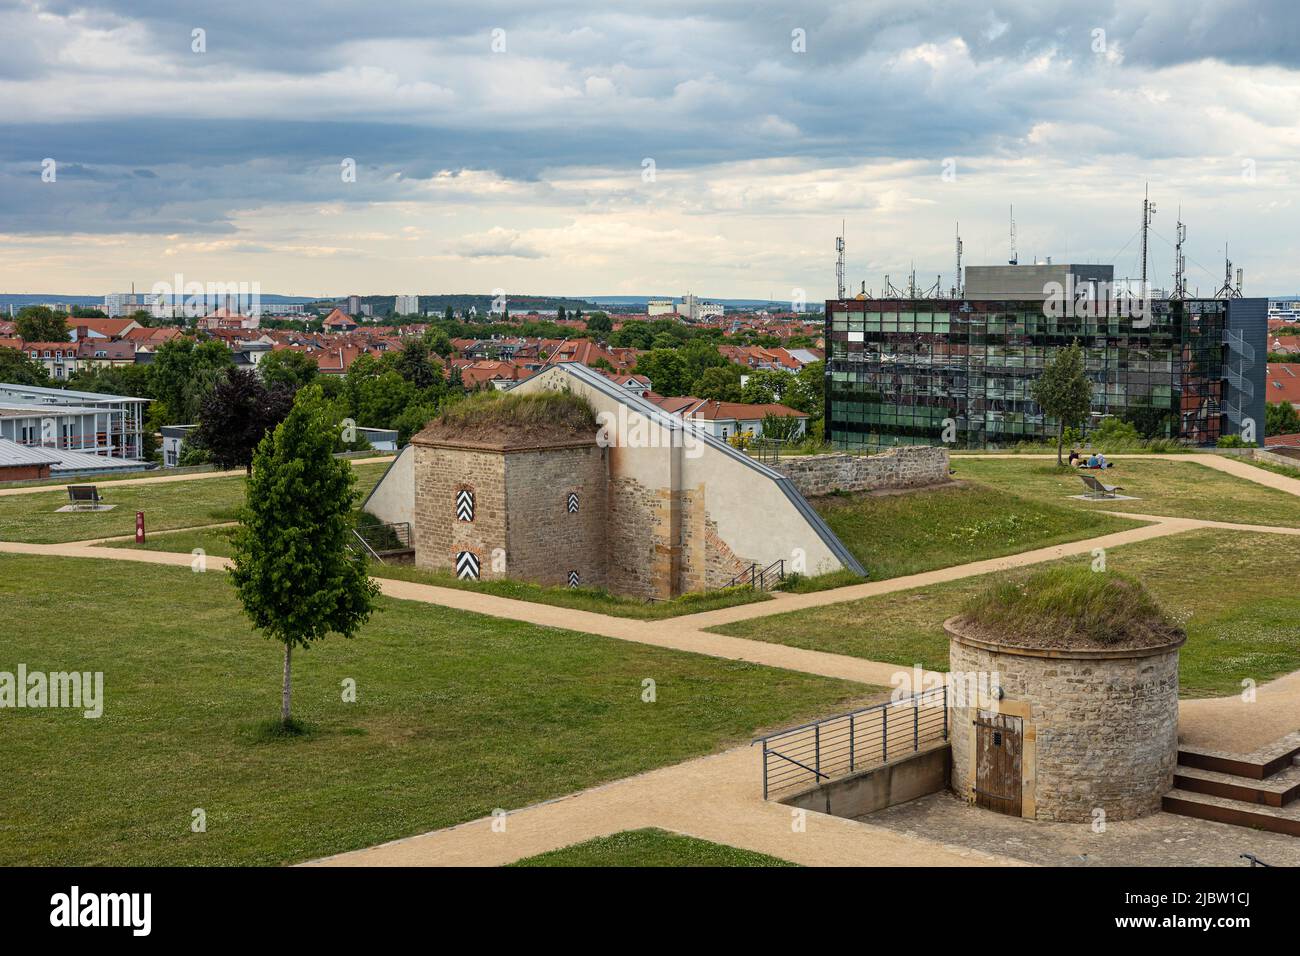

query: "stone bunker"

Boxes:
[945, 568, 1184, 823]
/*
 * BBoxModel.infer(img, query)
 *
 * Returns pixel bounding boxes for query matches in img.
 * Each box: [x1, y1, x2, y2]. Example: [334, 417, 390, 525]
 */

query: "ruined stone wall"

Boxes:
[949, 633, 1180, 822]
[680, 483, 760, 593]
[772, 445, 949, 498]
[604, 474, 668, 599]
[503, 445, 608, 590]
[412, 444, 506, 578]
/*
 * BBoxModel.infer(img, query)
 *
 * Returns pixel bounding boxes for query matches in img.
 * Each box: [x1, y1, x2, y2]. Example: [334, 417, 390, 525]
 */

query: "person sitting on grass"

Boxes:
[1068, 448, 1081, 467]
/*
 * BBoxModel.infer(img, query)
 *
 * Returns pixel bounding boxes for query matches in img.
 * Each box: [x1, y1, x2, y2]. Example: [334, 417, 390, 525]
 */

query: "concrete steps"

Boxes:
[1163, 734, 1300, 837]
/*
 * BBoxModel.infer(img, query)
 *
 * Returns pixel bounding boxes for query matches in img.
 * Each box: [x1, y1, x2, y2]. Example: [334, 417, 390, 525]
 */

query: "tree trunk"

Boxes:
[281, 642, 293, 726]
[1056, 424, 1064, 466]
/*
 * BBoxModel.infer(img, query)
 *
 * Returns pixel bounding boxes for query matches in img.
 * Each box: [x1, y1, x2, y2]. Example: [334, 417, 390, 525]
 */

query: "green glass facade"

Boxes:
[825, 297, 1250, 450]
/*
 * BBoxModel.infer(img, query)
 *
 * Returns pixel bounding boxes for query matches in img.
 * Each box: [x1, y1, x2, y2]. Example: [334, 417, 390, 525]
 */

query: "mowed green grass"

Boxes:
[0, 555, 867, 866]
[952, 457, 1300, 528]
[803, 482, 1139, 586]
[99, 530, 773, 620]
[0, 461, 391, 544]
[509, 828, 797, 867]
[713, 530, 1300, 698]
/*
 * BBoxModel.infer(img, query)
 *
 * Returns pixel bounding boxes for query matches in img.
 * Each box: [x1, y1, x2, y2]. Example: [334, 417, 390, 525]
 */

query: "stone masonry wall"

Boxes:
[503, 445, 608, 590]
[949, 636, 1180, 822]
[605, 474, 668, 599]
[680, 483, 759, 593]
[413, 445, 506, 578]
[772, 445, 949, 498]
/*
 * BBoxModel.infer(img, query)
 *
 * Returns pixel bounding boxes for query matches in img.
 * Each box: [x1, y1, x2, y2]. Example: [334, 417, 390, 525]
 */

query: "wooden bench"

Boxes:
[1078, 474, 1124, 499]
[66, 485, 104, 510]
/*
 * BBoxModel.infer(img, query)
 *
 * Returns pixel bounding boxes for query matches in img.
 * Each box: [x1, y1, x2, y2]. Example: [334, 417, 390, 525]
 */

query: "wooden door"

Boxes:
[973, 713, 1023, 816]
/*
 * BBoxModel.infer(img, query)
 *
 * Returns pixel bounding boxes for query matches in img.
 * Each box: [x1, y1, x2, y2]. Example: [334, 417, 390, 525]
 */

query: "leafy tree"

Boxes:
[149, 337, 235, 424]
[257, 349, 319, 391]
[633, 349, 690, 396]
[127, 309, 155, 327]
[230, 385, 379, 729]
[70, 306, 108, 319]
[15, 306, 68, 343]
[787, 360, 825, 419]
[394, 339, 440, 390]
[585, 312, 612, 335]
[0, 346, 51, 386]
[195, 367, 295, 475]
[557, 305, 567, 323]
[694, 365, 743, 402]
[343, 355, 420, 427]
[444, 306, 454, 323]
[740, 369, 790, 406]
[760, 412, 804, 442]
[1032, 341, 1093, 464]
[1266, 400, 1300, 437]
[423, 327, 453, 358]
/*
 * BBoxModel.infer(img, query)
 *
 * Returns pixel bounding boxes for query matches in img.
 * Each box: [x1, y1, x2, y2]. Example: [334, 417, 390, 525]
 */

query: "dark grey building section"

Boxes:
[965, 264, 1115, 301]
[1224, 297, 1268, 441]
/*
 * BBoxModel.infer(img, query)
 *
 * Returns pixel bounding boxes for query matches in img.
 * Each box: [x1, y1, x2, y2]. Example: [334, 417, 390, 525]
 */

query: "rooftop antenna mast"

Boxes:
[1008, 205, 1018, 265]
[1140, 183, 1156, 299]
[1172, 207, 1187, 300]
[1214, 243, 1240, 299]
[954, 222, 964, 296]
[835, 221, 846, 300]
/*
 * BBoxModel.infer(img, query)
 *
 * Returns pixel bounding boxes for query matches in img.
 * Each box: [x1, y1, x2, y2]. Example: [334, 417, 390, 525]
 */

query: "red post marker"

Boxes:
[135, 511, 145, 544]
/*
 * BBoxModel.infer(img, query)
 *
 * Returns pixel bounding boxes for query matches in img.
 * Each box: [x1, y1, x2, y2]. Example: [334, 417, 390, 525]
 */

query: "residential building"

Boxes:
[647, 299, 676, 316]
[395, 295, 420, 315]
[650, 396, 809, 441]
[1266, 363, 1300, 409]
[825, 283, 1269, 449]
[160, 424, 198, 467]
[103, 292, 141, 317]
[323, 308, 358, 333]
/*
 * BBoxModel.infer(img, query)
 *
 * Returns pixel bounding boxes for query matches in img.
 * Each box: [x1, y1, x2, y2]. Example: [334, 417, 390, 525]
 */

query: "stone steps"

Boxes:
[1163, 733, 1300, 836]
[1162, 789, 1300, 837]
[1172, 763, 1300, 808]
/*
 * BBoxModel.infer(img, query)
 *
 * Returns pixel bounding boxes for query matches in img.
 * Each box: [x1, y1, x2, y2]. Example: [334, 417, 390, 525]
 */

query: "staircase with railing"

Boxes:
[724, 558, 785, 591]
[349, 521, 413, 564]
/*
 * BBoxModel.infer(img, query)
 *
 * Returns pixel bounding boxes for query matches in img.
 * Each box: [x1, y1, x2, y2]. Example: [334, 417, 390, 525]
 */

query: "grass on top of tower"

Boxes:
[955, 565, 1185, 651]
[419, 389, 597, 445]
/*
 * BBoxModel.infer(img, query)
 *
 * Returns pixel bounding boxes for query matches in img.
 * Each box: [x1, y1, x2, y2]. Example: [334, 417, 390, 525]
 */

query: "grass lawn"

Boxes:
[951, 457, 1300, 528]
[0, 555, 867, 866]
[99, 532, 773, 620]
[508, 828, 797, 867]
[712, 529, 1300, 699]
[798, 482, 1138, 587]
[0, 461, 391, 544]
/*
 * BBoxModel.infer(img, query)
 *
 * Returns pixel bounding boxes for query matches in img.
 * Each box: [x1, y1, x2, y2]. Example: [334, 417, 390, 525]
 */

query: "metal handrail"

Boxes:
[350, 528, 385, 564]
[754, 685, 949, 800]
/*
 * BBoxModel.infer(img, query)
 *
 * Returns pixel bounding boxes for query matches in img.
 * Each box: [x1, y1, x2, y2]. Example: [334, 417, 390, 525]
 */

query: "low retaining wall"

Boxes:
[771, 445, 949, 497]
[780, 743, 950, 818]
[1257, 447, 1300, 468]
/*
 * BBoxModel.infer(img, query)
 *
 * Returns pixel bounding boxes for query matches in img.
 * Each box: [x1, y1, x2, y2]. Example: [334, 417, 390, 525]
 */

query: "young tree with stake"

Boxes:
[230, 385, 379, 730]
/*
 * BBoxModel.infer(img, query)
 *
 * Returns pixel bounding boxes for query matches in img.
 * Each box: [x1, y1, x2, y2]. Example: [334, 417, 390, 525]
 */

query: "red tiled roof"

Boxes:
[1265, 363, 1300, 406]
[1265, 432, 1300, 448]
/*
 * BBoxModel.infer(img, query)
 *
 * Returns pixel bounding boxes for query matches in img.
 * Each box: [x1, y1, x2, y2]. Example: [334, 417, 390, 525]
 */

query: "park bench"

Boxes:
[1078, 473, 1124, 499]
[65, 485, 104, 510]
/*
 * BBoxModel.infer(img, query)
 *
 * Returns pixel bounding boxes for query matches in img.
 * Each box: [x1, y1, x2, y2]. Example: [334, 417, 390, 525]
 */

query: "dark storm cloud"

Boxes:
[1, 1, 1297, 236]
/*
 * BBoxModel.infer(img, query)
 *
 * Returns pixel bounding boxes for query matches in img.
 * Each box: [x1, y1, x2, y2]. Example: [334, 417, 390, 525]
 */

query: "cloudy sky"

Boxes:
[2, 0, 1298, 299]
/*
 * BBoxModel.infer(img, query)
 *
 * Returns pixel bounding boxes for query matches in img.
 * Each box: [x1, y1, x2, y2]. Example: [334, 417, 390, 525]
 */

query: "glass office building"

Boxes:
[825, 296, 1268, 450]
